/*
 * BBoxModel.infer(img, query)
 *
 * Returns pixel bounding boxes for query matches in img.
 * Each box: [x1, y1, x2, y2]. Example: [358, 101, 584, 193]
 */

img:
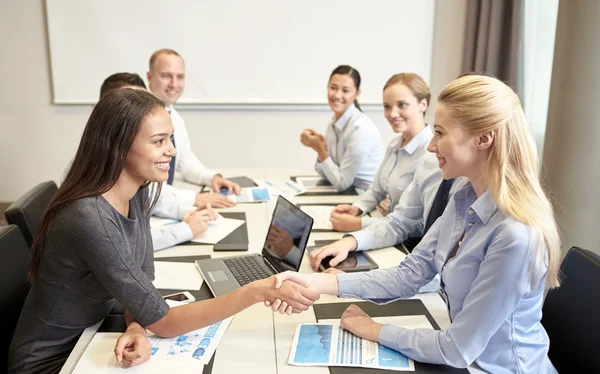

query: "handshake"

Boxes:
[260, 271, 383, 343]
[259, 271, 339, 315]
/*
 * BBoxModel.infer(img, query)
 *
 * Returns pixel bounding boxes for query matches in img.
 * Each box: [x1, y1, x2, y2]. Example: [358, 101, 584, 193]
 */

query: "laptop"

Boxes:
[196, 195, 314, 297]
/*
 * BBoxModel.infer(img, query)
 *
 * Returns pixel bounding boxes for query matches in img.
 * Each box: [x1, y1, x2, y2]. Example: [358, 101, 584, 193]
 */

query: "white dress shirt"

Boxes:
[150, 183, 195, 251]
[353, 125, 434, 228]
[315, 104, 384, 191]
[169, 106, 218, 186]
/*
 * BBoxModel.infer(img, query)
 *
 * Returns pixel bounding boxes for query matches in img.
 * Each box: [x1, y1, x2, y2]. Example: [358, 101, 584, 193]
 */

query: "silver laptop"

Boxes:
[196, 195, 314, 297]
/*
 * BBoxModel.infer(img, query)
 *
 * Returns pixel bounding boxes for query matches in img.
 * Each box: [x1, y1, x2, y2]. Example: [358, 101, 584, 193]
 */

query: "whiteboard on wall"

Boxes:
[46, 0, 435, 105]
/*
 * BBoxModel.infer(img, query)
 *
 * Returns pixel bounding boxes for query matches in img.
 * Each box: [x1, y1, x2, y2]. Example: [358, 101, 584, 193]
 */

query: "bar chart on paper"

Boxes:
[289, 321, 415, 371]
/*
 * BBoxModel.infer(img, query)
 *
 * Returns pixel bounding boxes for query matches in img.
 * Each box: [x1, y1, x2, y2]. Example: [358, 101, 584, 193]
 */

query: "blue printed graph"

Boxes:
[377, 344, 410, 368]
[294, 325, 332, 363]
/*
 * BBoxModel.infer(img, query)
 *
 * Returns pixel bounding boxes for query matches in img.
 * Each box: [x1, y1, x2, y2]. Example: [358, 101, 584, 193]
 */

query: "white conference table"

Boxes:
[61, 169, 450, 374]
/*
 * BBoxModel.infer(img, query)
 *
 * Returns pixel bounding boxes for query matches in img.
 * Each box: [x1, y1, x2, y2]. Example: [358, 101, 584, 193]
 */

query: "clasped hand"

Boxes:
[114, 323, 152, 367]
[263, 274, 320, 315]
[263, 273, 382, 342]
[300, 128, 327, 151]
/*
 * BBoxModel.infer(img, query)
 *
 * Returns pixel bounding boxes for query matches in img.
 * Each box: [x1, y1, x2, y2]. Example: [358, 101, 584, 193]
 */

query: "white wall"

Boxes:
[0, 0, 467, 201]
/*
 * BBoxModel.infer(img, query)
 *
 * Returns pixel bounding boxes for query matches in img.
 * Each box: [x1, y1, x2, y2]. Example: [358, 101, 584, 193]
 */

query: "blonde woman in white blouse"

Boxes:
[331, 73, 433, 232]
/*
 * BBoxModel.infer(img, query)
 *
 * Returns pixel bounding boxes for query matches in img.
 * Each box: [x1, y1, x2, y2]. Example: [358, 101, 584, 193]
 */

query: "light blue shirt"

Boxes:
[315, 104, 384, 191]
[337, 182, 556, 373]
[353, 125, 434, 228]
[350, 153, 444, 251]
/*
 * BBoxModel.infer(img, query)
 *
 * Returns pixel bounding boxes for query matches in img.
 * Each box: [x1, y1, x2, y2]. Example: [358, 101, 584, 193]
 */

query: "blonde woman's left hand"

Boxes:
[340, 304, 383, 342]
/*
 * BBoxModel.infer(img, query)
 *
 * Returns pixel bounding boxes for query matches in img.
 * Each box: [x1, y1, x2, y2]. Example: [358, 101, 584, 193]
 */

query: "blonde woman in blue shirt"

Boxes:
[300, 65, 384, 191]
[272, 75, 561, 372]
[331, 73, 434, 232]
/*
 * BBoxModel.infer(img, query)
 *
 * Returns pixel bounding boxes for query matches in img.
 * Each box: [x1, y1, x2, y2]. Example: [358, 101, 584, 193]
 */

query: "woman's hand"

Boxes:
[300, 128, 327, 152]
[114, 323, 152, 367]
[309, 236, 358, 271]
[258, 274, 320, 315]
[265, 271, 341, 314]
[332, 204, 362, 216]
[340, 304, 383, 342]
[376, 197, 391, 216]
[330, 212, 361, 232]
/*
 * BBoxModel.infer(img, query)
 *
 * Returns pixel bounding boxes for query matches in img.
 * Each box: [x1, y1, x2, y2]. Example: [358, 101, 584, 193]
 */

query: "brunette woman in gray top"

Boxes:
[8, 89, 318, 373]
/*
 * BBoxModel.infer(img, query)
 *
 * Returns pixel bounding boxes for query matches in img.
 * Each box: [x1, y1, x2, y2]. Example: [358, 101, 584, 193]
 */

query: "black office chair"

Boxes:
[0, 225, 31, 371]
[541, 247, 600, 373]
[5, 181, 57, 248]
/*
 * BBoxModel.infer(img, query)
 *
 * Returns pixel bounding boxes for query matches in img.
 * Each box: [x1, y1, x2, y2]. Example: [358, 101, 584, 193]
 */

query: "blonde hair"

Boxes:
[438, 75, 561, 289]
[383, 73, 431, 116]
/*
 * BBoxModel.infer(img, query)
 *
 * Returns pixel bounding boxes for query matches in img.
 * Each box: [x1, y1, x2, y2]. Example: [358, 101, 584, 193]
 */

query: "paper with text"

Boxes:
[289, 315, 433, 371]
[73, 318, 232, 373]
[300, 205, 335, 230]
[191, 215, 245, 244]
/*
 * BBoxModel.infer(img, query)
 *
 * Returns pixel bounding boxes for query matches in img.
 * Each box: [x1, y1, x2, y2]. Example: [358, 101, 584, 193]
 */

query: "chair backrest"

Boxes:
[541, 247, 600, 373]
[0, 225, 31, 371]
[5, 181, 57, 248]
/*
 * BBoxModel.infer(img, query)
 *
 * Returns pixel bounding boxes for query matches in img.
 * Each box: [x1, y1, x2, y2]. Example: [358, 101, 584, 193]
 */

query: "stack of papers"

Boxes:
[289, 315, 434, 371]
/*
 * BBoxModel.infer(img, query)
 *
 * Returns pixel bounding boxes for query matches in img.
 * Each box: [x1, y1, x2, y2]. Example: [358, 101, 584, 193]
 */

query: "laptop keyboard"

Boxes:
[224, 256, 273, 286]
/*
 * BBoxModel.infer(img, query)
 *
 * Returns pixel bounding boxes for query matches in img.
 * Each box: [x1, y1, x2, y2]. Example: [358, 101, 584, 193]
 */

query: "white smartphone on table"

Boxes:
[162, 291, 195, 303]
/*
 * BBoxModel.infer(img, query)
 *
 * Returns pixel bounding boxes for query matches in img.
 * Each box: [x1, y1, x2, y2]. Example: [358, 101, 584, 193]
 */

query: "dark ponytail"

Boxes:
[330, 65, 362, 111]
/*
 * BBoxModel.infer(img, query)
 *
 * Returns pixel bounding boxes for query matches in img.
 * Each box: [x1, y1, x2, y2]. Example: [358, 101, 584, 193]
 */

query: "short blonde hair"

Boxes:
[438, 75, 561, 289]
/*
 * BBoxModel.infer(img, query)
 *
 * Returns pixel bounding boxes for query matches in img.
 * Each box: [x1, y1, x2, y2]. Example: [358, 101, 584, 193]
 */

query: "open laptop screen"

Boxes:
[262, 196, 313, 272]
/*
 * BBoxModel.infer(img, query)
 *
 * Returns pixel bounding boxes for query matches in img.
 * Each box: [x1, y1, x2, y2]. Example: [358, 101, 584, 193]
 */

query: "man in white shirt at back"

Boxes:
[147, 48, 241, 208]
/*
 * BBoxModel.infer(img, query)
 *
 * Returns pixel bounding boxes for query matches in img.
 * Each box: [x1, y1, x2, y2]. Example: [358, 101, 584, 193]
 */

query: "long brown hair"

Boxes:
[29, 89, 165, 282]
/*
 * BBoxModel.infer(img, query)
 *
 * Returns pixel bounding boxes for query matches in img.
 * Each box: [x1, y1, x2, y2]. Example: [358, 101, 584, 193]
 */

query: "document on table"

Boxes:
[152, 262, 203, 290]
[191, 215, 245, 244]
[289, 315, 434, 371]
[300, 205, 334, 230]
[226, 187, 276, 203]
[261, 180, 305, 197]
[72, 318, 233, 373]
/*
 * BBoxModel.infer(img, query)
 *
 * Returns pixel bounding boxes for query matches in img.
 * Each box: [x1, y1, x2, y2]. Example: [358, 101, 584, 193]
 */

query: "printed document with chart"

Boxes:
[289, 315, 434, 371]
[73, 317, 232, 373]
